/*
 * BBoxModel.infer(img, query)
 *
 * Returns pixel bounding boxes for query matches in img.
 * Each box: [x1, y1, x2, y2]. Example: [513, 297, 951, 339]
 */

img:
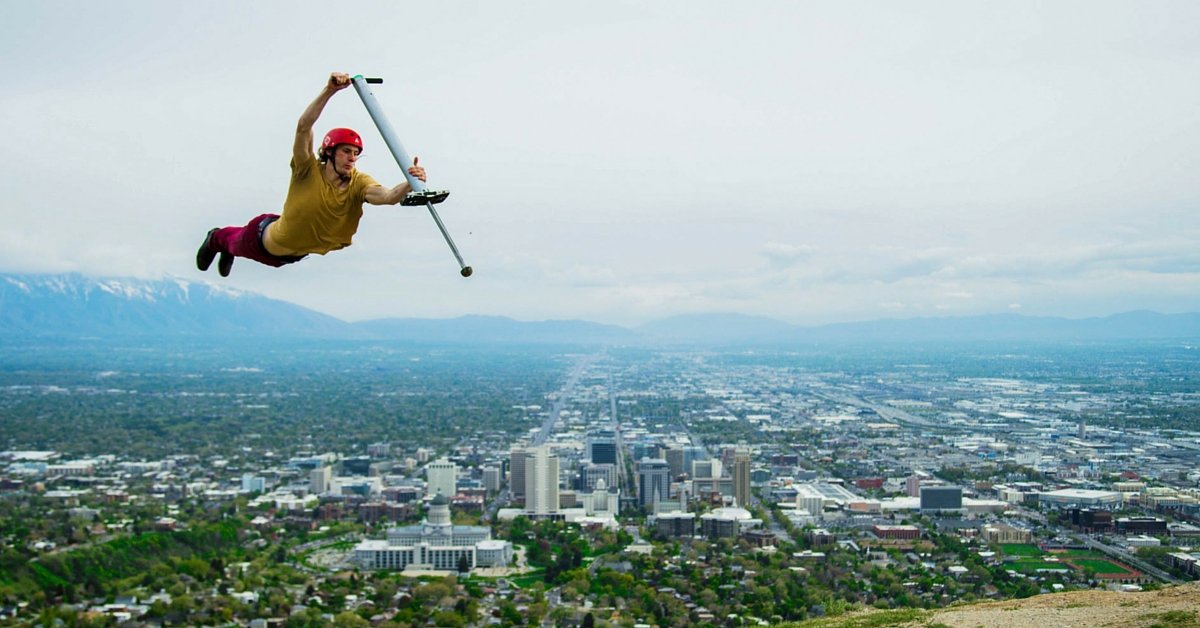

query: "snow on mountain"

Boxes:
[0, 273, 347, 338]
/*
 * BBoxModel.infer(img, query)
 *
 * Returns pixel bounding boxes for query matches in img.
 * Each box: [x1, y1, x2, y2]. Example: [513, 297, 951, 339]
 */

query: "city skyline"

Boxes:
[3, 2, 1199, 326]
[5, 338, 1200, 624]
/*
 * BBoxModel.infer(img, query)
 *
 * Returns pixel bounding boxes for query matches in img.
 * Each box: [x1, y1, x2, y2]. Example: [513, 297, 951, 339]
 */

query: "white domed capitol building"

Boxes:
[353, 493, 513, 572]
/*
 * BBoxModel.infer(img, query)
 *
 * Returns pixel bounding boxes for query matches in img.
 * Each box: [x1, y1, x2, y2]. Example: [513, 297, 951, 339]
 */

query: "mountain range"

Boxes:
[2, 273, 1199, 345]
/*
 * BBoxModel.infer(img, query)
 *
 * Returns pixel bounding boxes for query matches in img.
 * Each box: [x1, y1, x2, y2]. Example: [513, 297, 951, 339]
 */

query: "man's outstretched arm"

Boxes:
[364, 157, 428, 205]
[294, 72, 351, 164]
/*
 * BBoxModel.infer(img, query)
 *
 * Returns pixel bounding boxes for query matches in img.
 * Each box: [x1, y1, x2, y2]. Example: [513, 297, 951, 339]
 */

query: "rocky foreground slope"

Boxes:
[794, 582, 1200, 627]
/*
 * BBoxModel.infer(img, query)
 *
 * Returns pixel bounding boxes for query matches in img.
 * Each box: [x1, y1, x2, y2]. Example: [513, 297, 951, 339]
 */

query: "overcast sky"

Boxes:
[2, 1, 1198, 326]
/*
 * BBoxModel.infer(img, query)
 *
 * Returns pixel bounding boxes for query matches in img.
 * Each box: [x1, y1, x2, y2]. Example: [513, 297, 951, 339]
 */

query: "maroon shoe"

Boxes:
[196, 228, 219, 272]
[218, 252, 234, 277]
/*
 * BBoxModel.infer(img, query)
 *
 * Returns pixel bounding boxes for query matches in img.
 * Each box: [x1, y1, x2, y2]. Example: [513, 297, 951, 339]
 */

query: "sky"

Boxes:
[2, 1, 1198, 326]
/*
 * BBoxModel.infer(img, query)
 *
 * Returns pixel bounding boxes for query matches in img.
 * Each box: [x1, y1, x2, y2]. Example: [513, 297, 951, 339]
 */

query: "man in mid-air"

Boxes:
[197, 72, 427, 276]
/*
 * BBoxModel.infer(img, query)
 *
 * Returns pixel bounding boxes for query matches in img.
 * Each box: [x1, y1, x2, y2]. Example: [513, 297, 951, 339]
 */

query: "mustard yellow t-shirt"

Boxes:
[270, 152, 380, 255]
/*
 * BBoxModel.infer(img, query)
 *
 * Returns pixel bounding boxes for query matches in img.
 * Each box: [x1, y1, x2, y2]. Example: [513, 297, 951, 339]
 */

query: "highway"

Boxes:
[1079, 536, 1179, 584]
[817, 391, 940, 429]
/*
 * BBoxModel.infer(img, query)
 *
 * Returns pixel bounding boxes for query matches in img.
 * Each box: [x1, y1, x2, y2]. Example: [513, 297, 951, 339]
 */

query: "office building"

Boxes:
[510, 448, 529, 499]
[310, 466, 332, 495]
[663, 446, 711, 479]
[524, 446, 559, 517]
[653, 512, 696, 539]
[1117, 516, 1168, 535]
[795, 483, 827, 516]
[577, 463, 618, 492]
[693, 458, 722, 480]
[982, 523, 1033, 544]
[638, 458, 671, 508]
[587, 432, 617, 465]
[732, 444, 751, 508]
[341, 456, 372, 476]
[906, 471, 932, 498]
[426, 459, 457, 500]
[873, 525, 921, 540]
[1069, 508, 1114, 531]
[482, 466, 502, 493]
[664, 447, 686, 478]
[241, 474, 267, 493]
[920, 486, 964, 513]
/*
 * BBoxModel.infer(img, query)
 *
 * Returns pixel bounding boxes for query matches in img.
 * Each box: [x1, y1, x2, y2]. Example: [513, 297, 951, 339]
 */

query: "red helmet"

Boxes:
[321, 128, 363, 156]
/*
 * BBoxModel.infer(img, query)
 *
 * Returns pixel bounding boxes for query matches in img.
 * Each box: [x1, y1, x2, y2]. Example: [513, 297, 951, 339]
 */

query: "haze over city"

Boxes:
[3, 1, 1199, 327]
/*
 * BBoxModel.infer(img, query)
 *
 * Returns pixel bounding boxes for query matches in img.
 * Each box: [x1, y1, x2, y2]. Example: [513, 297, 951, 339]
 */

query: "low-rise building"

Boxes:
[873, 525, 920, 540]
[1117, 516, 1167, 535]
[982, 523, 1033, 544]
[1167, 552, 1200, 577]
[1038, 489, 1122, 509]
[653, 512, 696, 539]
[699, 505, 759, 539]
[353, 494, 512, 572]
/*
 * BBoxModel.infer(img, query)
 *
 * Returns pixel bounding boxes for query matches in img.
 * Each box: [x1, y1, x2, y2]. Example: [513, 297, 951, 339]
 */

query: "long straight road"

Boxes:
[608, 371, 628, 494]
[532, 354, 598, 446]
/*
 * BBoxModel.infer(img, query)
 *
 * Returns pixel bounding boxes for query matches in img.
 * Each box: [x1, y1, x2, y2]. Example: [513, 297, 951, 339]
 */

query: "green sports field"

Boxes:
[1071, 558, 1133, 575]
[1012, 560, 1071, 573]
[1000, 543, 1043, 557]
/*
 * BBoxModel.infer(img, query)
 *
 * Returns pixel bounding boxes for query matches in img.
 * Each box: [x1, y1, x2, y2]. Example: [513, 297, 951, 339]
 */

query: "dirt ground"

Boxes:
[901, 582, 1200, 627]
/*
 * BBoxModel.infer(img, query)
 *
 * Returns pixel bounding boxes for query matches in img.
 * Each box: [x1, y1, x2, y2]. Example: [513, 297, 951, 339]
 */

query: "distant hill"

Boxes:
[0, 273, 349, 338]
[355, 314, 636, 345]
[636, 311, 1200, 345]
[636, 313, 798, 345]
[796, 310, 1200, 343]
[2, 272, 1199, 344]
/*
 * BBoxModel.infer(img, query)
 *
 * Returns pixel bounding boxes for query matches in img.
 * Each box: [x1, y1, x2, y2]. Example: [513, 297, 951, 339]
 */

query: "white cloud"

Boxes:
[760, 242, 817, 269]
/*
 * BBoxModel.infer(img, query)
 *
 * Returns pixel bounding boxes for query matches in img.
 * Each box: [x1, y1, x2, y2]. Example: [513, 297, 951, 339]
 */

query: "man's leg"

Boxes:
[198, 214, 304, 277]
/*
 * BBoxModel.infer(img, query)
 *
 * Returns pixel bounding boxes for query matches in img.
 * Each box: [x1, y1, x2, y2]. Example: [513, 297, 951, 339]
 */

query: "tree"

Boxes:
[287, 607, 326, 627]
[414, 581, 452, 606]
[333, 611, 370, 627]
[498, 600, 522, 625]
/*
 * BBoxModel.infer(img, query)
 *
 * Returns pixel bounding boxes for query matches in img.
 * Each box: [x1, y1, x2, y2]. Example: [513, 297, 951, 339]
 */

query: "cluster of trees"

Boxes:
[0, 340, 568, 459]
[498, 509, 1045, 624]
[937, 462, 1044, 485]
[1, 518, 240, 605]
[508, 518, 588, 585]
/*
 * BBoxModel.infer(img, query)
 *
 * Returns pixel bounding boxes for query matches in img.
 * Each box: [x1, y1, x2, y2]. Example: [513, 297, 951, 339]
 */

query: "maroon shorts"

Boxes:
[213, 214, 307, 268]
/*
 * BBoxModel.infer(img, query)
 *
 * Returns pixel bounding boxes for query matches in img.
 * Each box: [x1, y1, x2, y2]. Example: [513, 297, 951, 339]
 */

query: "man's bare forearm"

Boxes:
[297, 86, 337, 133]
[364, 182, 414, 206]
[298, 73, 350, 132]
